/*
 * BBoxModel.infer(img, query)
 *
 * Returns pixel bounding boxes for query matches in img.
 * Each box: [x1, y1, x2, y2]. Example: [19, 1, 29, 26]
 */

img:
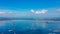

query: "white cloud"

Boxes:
[31, 9, 48, 14]
[30, 9, 36, 14]
[0, 9, 14, 15]
[0, 12, 6, 14]
[30, 9, 34, 13]
[0, 9, 33, 18]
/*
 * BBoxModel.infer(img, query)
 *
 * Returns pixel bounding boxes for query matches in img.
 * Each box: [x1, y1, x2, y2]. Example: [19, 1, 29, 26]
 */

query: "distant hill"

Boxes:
[0, 17, 60, 21]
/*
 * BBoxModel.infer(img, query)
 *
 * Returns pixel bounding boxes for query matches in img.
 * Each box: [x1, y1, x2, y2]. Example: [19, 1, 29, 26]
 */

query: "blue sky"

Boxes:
[0, 0, 60, 9]
[0, 0, 60, 18]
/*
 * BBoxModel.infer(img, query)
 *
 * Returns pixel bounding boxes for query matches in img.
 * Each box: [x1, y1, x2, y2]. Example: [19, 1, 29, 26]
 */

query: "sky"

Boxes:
[0, 0, 60, 18]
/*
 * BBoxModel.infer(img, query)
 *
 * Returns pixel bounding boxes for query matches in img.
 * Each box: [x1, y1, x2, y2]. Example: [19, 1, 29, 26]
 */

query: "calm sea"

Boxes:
[0, 20, 60, 34]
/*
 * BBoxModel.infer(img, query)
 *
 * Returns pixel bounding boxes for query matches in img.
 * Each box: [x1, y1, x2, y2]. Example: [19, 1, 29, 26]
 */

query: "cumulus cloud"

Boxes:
[30, 9, 34, 13]
[31, 9, 48, 14]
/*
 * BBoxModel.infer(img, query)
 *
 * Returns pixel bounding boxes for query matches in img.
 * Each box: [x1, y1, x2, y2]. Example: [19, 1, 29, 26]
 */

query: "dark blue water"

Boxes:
[0, 20, 60, 34]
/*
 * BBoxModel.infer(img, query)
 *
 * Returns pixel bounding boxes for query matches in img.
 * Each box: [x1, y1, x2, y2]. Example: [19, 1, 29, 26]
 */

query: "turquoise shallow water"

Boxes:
[0, 20, 60, 34]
